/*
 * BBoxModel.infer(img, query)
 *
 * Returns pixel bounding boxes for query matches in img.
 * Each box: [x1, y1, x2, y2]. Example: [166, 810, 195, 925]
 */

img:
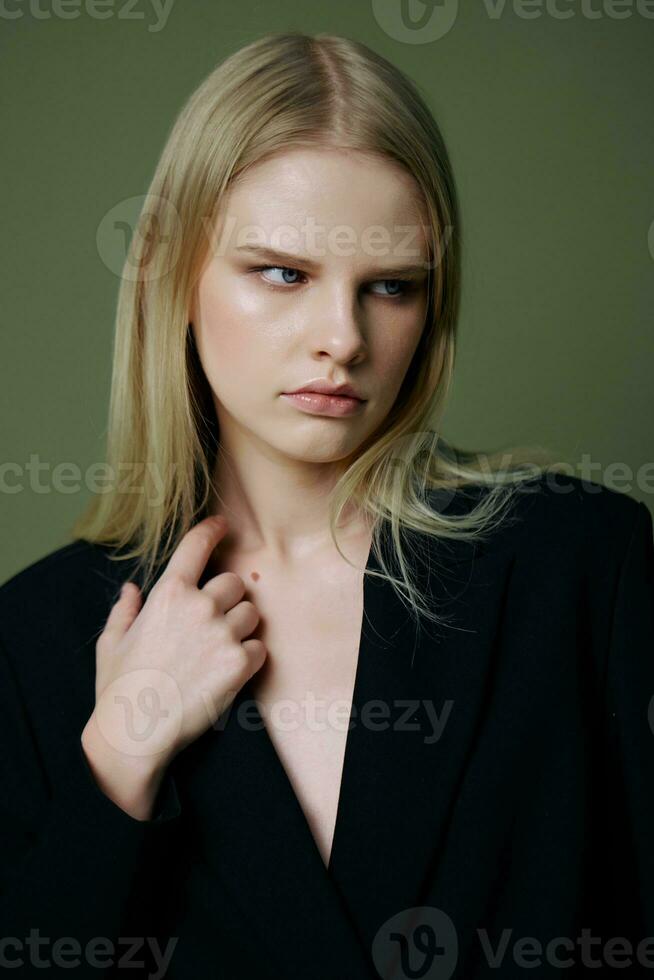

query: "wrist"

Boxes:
[81, 712, 170, 819]
[82, 708, 172, 780]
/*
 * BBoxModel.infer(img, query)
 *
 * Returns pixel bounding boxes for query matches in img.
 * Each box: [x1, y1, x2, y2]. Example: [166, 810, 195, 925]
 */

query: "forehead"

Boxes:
[214, 147, 430, 265]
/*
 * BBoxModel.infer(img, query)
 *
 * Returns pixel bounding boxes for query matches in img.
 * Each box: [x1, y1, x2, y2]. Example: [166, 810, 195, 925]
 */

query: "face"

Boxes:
[190, 147, 431, 467]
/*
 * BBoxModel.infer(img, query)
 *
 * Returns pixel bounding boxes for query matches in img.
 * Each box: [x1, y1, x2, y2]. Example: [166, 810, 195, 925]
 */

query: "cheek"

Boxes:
[373, 305, 427, 379]
[193, 273, 290, 410]
[198, 275, 292, 364]
[196, 273, 272, 368]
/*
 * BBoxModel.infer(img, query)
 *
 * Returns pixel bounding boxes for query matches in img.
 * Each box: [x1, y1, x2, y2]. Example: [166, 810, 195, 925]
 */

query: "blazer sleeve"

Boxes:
[602, 500, 654, 936]
[0, 631, 182, 975]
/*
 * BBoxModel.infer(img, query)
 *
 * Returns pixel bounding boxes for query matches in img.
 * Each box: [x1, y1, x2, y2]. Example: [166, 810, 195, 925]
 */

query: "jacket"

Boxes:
[0, 473, 653, 978]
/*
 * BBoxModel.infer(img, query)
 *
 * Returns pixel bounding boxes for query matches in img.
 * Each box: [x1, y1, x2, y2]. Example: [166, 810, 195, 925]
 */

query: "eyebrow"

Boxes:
[233, 244, 430, 279]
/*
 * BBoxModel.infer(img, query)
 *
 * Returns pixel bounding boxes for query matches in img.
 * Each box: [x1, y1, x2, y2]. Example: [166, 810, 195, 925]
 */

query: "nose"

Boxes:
[309, 283, 368, 366]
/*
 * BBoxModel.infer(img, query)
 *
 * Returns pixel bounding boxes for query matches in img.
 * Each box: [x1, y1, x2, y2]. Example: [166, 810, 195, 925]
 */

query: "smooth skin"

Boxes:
[82, 147, 431, 821]
[191, 146, 431, 561]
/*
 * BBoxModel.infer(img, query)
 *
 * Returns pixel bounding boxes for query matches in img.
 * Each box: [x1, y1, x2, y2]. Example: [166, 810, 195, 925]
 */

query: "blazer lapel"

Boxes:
[326, 504, 515, 977]
[173, 668, 377, 980]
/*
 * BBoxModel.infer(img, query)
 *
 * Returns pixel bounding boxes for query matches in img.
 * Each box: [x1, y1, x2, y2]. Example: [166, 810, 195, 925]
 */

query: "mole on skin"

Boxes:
[251, 571, 260, 581]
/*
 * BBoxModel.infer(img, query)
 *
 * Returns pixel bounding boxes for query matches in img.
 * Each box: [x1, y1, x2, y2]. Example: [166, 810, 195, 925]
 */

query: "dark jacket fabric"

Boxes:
[1, 473, 653, 979]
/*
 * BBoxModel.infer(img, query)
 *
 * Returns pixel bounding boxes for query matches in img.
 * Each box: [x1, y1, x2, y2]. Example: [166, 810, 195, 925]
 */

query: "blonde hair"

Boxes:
[73, 31, 566, 629]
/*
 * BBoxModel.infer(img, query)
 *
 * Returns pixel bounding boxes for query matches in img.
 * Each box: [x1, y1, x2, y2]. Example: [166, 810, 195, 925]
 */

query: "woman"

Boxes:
[1, 31, 652, 980]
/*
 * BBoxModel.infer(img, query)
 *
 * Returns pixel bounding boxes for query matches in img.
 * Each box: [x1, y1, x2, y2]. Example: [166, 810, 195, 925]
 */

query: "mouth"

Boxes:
[280, 391, 366, 417]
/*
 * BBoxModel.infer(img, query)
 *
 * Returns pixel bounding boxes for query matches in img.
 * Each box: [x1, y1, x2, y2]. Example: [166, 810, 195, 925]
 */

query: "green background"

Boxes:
[2, 0, 653, 584]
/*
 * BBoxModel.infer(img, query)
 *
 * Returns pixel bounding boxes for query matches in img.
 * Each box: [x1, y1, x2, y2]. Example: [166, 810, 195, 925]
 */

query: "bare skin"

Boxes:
[207, 521, 374, 867]
[85, 147, 430, 859]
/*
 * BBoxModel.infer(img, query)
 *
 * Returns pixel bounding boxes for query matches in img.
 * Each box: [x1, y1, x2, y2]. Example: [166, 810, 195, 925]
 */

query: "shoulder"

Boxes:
[429, 472, 651, 574]
[0, 538, 136, 673]
[500, 472, 644, 549]
[423, 475, 652, 666]
[1, 539, 103, 596]
[0, 538, 130, 613]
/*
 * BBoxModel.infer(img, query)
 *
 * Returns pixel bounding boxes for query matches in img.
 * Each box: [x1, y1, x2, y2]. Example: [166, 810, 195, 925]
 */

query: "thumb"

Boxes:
[102, 581, 143, 640]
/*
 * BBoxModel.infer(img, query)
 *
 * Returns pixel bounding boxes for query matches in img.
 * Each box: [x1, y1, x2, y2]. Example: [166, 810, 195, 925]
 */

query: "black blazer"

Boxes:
[1, 474, 653, 979]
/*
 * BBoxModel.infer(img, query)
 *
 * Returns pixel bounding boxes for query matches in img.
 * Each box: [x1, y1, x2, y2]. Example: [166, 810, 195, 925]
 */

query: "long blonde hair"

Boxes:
[73, 31, 565, 628]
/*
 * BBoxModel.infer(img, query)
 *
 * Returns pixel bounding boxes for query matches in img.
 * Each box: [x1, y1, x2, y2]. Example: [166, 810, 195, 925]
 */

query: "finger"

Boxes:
[163, 515, 229, 586]
[102, 581, 142, 641]
[241, 638, 268, 673]
[202, 571, 246, 609]
[224, 601, 260, 639]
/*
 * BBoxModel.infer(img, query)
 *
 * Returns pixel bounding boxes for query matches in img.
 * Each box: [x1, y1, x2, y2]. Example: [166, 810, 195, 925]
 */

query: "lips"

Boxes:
[280, 391, 365, 417]
[283, 379, 364, 400]
[293, 389, 362, 401]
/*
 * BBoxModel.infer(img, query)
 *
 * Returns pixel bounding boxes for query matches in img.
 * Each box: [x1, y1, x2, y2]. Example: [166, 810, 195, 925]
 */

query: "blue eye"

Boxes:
[252, 265, 415, 298]
[258, 266, 303, 286]
[369, 279, 410, 297]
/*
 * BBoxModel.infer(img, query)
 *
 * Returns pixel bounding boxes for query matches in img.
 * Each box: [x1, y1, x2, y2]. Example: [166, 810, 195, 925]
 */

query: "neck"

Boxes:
[205, 436, 368, 566]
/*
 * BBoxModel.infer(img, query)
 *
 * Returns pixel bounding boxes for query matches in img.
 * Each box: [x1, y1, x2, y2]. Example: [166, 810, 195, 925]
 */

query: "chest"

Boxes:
[217, 549, 369, 869]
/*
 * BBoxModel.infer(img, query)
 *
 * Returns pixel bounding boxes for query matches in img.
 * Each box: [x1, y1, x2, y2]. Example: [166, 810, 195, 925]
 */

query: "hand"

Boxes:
[81, 515, 267, 814]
